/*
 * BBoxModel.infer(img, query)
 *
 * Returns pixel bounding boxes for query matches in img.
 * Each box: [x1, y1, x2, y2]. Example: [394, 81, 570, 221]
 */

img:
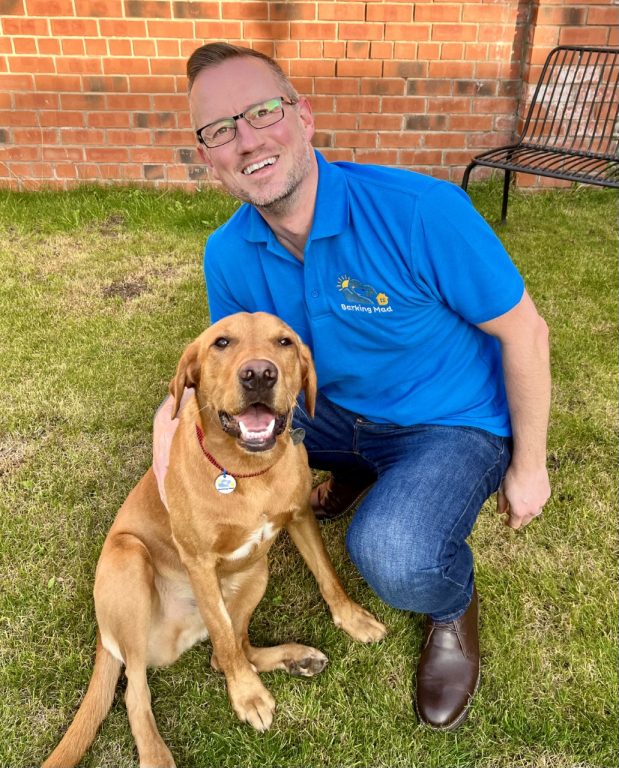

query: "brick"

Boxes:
[134, 111, 176, 128]
[427, 96, 471, 113]
[42, 147, 85, 162]
[370, 42, 394, 59]
[99, 19, 147, 36]
[103, 58, 150, 76]
[0, 0, 25, 15]
[56, 58, 104, 75]
[312, 131, 333, 148]
[13, 38, 37, 54]
[86, 147, 130, 162]
[586, 7, 619, 26]
[429, 61, 475, 78]
[537, 6, 588, 26]
[25, 0, 73, 13]
[346, 41, 370, 59]
[431, 24, 478, 42]
[270, 2, 315, 21]
[335, 96, 380, 113]
[336, 60, 382, 78]
[453, 80, 496, 97]
[314, 77, 358, 95]
[318, 3, 365, 21]
[85, 38, 109, 55]
[35, 74, 80, 91]
[60, 93, 105, 110]
[51, 19, 99, 36]
[147, 19, 194, 37]
[417, 42, 440, 59]
[323, 41, 346, 58]
[440, 43, 464, 60]
[359, 114, 402, 131]
[290, 22, 336, 40]
[86, 75, 129, 92]
[360, 78, 405, 96]
[151, 57, 185, 75]
[107, 129, 152, 145]
[384, 61, 427, 79]
[290, 59, 335, 77]
[125, 0, 172, 18]
[423, 132, 466, 148]
[393, 42, 417, 59]
[300, 41, 323, 58]
[404, 114, 449, 132]
[87, 111, 132, 127]
[559, 26, 610, 47]
[334, 131, 376, 149]
[450, 114, 494, 132]
[314, 113, 356, 130]
[39, 112, 85, 127]
[339, 23, 384, 41]
[356, 149, 399, 165]
[414, 4, 461, 23]
[381, 131, 425, 148]
[173, 1, 219, 18]
[12, 93, 55, 112]
[221, 2, 267, 20]
[133, 39, 157, 56]
[62, 39, 86, 56]
[0, 74, 34, 89]
[381, 96, 426, 113]
[75, 0, 124, 16]
[37, 38, 61, 55]
[132, 147, 175, 162]
[12, 128, 59, 144]
[462, 4, 511, 23]
[385, 24, 430, 42]
[109, 39, 133, 56]
[320, 148, 354, 163]
[366, 3, 413, 22]
[399, 149, 442, 166]
[2, 17, 49, 35]
[10, 56, 55, 73]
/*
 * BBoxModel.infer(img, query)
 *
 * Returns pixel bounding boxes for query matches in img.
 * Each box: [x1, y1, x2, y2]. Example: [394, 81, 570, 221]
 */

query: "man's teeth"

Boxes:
[243, 157, 276, 175]
[239, 419, 276, 441]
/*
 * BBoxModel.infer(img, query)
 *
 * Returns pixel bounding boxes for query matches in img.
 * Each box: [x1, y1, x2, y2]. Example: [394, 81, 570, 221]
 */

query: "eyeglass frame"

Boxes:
[195, 95, 298, 148]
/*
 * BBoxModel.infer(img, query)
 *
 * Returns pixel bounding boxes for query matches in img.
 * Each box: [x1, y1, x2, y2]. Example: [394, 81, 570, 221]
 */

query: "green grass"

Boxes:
[0, 180, 616, 768]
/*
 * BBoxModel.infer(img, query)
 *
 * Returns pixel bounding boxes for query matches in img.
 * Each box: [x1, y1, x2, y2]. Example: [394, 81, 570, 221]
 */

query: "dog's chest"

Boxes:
[223, 520, 279, 562]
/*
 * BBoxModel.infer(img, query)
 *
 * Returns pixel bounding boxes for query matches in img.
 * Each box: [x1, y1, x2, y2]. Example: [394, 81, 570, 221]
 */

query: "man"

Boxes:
[154, 42, 551, 731]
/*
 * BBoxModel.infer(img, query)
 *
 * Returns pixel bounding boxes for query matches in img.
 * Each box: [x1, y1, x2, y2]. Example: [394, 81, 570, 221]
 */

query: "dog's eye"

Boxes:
[278, 337, 293, 347]
[214, 337, 230, 348]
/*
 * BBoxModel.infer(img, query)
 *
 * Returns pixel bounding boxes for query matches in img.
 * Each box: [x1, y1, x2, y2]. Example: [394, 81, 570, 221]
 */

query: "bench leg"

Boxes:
[501, 169, 511, 223]
[461, 161, 476, 191]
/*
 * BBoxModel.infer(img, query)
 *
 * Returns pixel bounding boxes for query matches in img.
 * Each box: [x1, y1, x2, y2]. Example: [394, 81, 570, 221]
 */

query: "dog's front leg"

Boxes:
[286, 509, 387, 643]
[181, 555, 276, 731]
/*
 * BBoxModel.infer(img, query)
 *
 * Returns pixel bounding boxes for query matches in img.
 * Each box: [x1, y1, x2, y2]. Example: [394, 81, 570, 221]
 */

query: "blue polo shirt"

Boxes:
[203, 151, 524, 436]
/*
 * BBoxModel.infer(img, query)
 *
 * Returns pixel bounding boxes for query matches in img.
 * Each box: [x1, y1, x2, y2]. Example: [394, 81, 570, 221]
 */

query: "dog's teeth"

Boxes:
[239, 418, 276, 441]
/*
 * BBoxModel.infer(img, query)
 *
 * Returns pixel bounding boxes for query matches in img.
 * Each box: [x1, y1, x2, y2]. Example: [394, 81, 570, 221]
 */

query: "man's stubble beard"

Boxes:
[229, 141, 313, 217]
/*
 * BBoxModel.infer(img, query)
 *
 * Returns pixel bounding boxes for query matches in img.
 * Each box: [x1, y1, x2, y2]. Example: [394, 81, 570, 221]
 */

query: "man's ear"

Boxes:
[168, 339, 201, 418]
[298, 342, 317, 418]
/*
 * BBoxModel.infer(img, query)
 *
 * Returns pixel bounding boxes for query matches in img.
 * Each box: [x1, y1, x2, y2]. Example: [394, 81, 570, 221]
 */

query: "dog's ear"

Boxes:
[298, 342, 317, 418]
[168, 339, 201, 419]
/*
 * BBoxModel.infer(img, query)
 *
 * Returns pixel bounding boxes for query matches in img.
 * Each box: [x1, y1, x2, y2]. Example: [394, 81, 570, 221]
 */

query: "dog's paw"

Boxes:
[284, 646, 328, 677]
[332, 602, 387, 643]
[229, 675, 276, 732]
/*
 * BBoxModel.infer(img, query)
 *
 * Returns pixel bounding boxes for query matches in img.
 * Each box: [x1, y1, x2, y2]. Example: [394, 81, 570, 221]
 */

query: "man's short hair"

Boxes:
[186, 42, 297, 101]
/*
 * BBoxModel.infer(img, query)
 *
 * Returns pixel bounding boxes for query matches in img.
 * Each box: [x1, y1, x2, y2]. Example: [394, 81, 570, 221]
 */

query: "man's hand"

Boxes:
[496, 464, 551, 529]
[153, 388, 193, 509]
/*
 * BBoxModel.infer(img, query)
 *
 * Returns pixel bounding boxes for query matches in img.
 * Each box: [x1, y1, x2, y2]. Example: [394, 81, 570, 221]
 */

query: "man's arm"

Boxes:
[477, 290, 551, 530]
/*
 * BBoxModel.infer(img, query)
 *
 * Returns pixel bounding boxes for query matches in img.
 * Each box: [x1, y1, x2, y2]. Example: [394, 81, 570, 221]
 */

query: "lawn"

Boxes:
[0, 181, 616, 768]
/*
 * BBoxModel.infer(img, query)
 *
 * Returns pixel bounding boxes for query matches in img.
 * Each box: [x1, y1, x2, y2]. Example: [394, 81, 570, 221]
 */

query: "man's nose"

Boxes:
[238, 359, 278, 392]
[234, 117, 264, 151]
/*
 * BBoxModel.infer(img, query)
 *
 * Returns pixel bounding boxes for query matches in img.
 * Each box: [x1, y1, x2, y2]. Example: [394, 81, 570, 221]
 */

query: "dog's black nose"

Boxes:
[238, 359, 278, 391]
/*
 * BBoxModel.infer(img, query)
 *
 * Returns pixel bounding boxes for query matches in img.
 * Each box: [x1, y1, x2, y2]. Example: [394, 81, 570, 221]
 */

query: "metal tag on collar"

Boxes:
[215, 471, 237, 494]
[290, 428, 305, 445]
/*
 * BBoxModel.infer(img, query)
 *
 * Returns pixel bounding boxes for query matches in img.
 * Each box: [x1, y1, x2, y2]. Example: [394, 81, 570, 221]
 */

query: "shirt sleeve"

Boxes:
[410, 181, 524, 325]
[203, 231, 246, 323]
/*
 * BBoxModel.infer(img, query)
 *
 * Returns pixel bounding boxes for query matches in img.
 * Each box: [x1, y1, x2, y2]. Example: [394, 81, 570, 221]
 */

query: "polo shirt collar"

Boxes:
[245, 149, 349, 245]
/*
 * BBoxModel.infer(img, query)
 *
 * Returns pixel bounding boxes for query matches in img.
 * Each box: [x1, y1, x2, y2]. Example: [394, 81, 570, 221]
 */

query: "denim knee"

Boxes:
[345, 514, 473, 617]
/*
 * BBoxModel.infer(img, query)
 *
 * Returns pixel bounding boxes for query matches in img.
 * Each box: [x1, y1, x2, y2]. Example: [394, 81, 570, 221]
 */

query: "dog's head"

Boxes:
[169, 312, 317, 453]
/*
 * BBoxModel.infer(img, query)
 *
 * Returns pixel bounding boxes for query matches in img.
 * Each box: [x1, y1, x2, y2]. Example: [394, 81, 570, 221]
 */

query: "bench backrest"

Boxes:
[521, 46, 619, 157]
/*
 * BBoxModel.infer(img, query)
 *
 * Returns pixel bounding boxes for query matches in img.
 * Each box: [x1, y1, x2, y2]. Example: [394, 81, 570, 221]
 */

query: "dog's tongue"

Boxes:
[236, 404, 275, 439]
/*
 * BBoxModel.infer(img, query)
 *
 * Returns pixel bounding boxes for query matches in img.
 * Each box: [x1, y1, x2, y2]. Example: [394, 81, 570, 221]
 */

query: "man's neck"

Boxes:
[256, 157, 319, 262]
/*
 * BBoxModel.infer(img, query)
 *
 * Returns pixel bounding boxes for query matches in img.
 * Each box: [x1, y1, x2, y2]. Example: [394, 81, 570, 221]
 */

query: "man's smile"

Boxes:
[242, 156, 278, 175]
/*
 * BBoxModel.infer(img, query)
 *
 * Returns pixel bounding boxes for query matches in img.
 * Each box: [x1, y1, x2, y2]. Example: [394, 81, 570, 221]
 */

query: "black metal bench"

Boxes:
[461, 45, 619, 222]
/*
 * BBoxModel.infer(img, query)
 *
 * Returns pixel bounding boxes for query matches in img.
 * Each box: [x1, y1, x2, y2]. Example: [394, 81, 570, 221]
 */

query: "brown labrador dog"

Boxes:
[43, 311, 386, 768]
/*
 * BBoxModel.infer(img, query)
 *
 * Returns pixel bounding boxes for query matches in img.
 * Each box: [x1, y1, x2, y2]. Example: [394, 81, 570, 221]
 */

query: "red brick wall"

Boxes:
[0, 0, 616, 189]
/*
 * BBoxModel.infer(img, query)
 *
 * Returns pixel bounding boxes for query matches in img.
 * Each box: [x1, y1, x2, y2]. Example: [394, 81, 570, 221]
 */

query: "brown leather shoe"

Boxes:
[415, 587, 480, 730]
[310, 475, 374, 522]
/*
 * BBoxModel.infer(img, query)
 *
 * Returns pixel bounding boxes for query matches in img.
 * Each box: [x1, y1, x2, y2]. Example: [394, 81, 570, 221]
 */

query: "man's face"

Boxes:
[190, 57, 315, 210]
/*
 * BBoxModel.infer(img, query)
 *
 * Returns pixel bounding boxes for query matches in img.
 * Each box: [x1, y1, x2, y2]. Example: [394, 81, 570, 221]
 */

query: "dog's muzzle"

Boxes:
[219, 404, 288, 452]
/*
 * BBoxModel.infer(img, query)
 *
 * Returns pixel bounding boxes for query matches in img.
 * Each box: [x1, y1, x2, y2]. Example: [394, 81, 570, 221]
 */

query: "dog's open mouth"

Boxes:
[219, 404, 288, 452]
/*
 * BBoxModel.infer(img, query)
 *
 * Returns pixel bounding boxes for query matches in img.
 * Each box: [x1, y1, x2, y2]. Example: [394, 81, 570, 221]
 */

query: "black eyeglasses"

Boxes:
[196, 96, 298, 148]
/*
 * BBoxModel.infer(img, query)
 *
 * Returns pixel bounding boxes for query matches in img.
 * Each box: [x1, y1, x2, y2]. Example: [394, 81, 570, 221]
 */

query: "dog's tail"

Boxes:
[42, 633, 122, 768]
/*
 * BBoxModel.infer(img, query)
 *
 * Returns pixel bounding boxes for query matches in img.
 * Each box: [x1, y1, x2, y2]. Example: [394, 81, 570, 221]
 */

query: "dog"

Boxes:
[43, 311, 386, 768]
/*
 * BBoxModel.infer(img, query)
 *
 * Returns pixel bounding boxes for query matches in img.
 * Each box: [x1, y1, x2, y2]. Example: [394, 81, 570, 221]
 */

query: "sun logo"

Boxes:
[337, 275, 351, 292]
[377, 293, 389, 306]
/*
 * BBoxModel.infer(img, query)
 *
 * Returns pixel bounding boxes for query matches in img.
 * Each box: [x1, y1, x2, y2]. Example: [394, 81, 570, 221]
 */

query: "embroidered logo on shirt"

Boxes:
[337, 275, 393, 314]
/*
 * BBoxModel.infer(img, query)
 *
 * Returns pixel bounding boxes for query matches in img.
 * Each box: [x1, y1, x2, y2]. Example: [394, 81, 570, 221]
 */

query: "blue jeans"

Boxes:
[293, 392, 512, 623]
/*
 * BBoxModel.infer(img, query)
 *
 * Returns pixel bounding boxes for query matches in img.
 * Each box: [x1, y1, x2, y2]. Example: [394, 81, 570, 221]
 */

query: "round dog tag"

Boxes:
[215, 472, 236, 494]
